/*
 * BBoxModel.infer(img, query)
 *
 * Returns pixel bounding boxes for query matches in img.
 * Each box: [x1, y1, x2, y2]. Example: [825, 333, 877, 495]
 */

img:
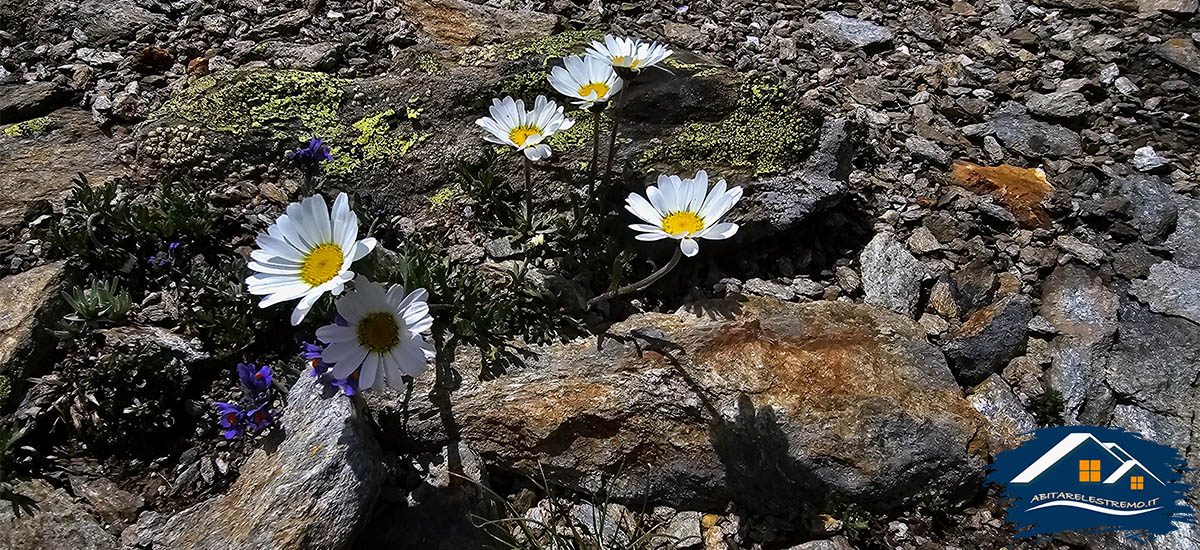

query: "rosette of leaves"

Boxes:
[29, 344, 190, 449]
[55, 277, 133, 338]
[0, 421, 36, 517]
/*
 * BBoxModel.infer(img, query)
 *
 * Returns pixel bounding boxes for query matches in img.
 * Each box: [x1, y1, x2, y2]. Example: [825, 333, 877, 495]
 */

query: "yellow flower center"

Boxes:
[300, 244, 344, 287]
[660, 211, 705, 236]
[509, 126, 541, 147]
[578, 82, 610, 98]
[356, 312, 401, 354]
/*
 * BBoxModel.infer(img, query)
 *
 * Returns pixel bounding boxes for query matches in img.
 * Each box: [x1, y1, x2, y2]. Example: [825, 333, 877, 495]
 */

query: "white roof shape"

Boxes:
[1103, 457, 1165, 486]
[1011, 433, 1126, 483]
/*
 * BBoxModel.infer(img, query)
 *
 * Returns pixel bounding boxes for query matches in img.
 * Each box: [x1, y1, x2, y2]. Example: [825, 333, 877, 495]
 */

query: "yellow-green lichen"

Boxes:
[495, 70, 553, 103]
[546, 109, 609, 153]
[664, 59, 723, 78]
[155, 69, 347, 140]
[417, 54, 441, 74]
[0, 374, 9, 406]
[463, 30, 604, 66]
[324, 109, 428, 175]
[641, 79, 823, 175]
[4, 116, 54, 138]
[428, 185, 460, 208]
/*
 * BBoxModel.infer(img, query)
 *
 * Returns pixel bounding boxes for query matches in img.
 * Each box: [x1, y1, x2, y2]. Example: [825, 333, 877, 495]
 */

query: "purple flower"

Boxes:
[214, 402, 247, 439]
[169, 242, 181, 250]
[246, 403, 274, 431]
[288, 137, 333, 170]
[237, 363, 272, 396]
[303, 341, 359, 396]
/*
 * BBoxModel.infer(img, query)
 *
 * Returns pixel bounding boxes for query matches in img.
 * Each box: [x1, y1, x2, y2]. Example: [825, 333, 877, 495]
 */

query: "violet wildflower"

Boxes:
[214, 402, 247, 439]
[236, 363, 272, 397]
[246, 404, 274, 431]
[303, 341, 359, 396]
[289, 137, 333, 187]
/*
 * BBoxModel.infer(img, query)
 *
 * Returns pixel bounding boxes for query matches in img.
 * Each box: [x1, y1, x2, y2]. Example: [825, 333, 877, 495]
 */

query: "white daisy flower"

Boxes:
[315, 276, 435, 392]
[245, 193, 377, 325]
[475, 95, 575, 161]
[625, 170, 743, 257]
[585, 34, 673, 72]
[547, 55, 624, 108]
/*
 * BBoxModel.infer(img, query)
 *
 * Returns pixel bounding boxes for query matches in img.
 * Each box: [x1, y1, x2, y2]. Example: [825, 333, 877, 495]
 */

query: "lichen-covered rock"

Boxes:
[0, 479, 117, 550]
[125, 374, 385, 550]
[0, 108, 128, 228]
[1112, 174, 1180, 244]
[969, 375, 1036, 451]
[373, 297, 988, 514]
[741, 117, 851, 234]
[0, 261, 67, 380]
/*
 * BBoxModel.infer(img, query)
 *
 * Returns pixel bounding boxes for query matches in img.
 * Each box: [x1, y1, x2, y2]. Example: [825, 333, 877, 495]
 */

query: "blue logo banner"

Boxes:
[988, 426, 1195, 542]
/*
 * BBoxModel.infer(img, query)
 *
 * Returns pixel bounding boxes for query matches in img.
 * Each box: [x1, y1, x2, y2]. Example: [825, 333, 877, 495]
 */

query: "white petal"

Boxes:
[316, 324, 355, 343]
[360, 353, 381, 390]
[331, 345, 368, 378]
[625, 194, 663, 224]
[680, 238, 700, 257]
[698, 222, 739, 240]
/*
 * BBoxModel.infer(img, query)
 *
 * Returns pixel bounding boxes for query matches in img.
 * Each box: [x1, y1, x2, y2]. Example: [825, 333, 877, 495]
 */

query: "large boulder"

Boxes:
[124, 374, 385, 550]
[373, 297, 988, 514]
[0, 261, 68, 381]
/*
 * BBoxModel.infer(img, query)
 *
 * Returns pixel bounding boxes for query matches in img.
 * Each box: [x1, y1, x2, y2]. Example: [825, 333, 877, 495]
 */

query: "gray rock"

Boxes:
[1026, 91, 1089, 119]
[1133, 146, 1169, 172]
[127, 373, 385, 549]
[1040, 264, 1118, 346]
[784, 537, 855, 550]
[969, 375, 1036, 451]
[0, 479, 117, 550]
[400, 0, 562, 46]
[1114, 174, 1178, 244]
[0, 262, 67, 381]
[906, 226, 942, 254]
[70, 476, 143, 527]
[990, 102, 1082, 158]
[860, 232, 929, 318]
[812, 12, 894, 50]
[1137, 0, 1198, 13]
[1130, 261, 1200, 324]
[0, 82, 70, 122]
[943, 295, 1033, 386]
[372, 297, 987, 514]
[1158, 38, 1200, 75]
[1053, 235, 1106, 266]
[1165, 196, 1200, 268]
[96, 326, 210, 365]
[1105, 299, 1200, 417]
[744, 118, 851, 233]
[259, 42, 342, 71]
[904, 136, 951, 165]
[0, 108, 129, 228]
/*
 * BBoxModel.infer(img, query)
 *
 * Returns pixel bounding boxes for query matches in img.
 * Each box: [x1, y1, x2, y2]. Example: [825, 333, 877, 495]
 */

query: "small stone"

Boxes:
[951, 161, 1053, 228]
[1113, 76, 1139, 96]
[1026, 91, 1089, 119]
[943, 295, 1033, 386]
[990, 102, 1082, 159]
[905, 136, 951, 165]
[1157, 38, 1200, 75]
[1132, 146, 1169, 172]
[906, 226, 942, 254]
[812, 12, 894, 50]
[1054, 235, 1105, 267]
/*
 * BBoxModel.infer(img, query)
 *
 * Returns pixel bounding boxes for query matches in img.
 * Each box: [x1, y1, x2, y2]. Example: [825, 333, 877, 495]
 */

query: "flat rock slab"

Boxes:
[377, 297, 987, 514]
[0, 479, 117, 550]
[126, 374, 385, 550]
[0, 108, 128, 228]
[1131, 261, 1200, 325]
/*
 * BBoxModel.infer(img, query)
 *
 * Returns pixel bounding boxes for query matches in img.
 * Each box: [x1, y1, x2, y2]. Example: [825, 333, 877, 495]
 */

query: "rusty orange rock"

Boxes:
[950, 161, 1053, 227]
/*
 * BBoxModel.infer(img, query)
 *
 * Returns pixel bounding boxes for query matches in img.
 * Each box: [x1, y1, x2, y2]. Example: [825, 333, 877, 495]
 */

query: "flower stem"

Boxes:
[523, 156, 533, 232]
[588, 110, 602, 197]
[587, 246, 683, 310]
[600, 86, 630, 201]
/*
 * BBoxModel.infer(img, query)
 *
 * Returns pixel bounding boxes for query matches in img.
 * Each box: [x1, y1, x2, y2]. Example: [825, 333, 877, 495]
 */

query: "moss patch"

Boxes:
[156, 69, 347, 140]
[664, 59, 723, 79]
[496, 70, 554, 104]
[324, 109, 429, 175]
[418, 54, 441, 75]
[641, 79, 823, 175]
[3, 115, 54, 138]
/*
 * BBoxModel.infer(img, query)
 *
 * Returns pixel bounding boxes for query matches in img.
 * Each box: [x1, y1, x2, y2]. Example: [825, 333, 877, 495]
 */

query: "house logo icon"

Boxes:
[988, 426, 1195, 542]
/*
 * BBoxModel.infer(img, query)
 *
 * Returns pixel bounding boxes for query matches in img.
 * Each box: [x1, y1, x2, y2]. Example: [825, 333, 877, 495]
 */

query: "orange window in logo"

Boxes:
[1131, 476, 1144, 490]
[1079, 460, 1101, 482]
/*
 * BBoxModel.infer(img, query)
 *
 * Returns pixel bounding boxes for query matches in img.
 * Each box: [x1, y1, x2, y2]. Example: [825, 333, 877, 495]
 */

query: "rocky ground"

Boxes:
[1, 0, 1199, 548]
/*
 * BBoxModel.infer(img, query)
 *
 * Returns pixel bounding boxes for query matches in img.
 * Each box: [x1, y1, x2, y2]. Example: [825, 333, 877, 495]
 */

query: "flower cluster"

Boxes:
[212, 363, 276, 439]
[244, 192, 436, 397]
